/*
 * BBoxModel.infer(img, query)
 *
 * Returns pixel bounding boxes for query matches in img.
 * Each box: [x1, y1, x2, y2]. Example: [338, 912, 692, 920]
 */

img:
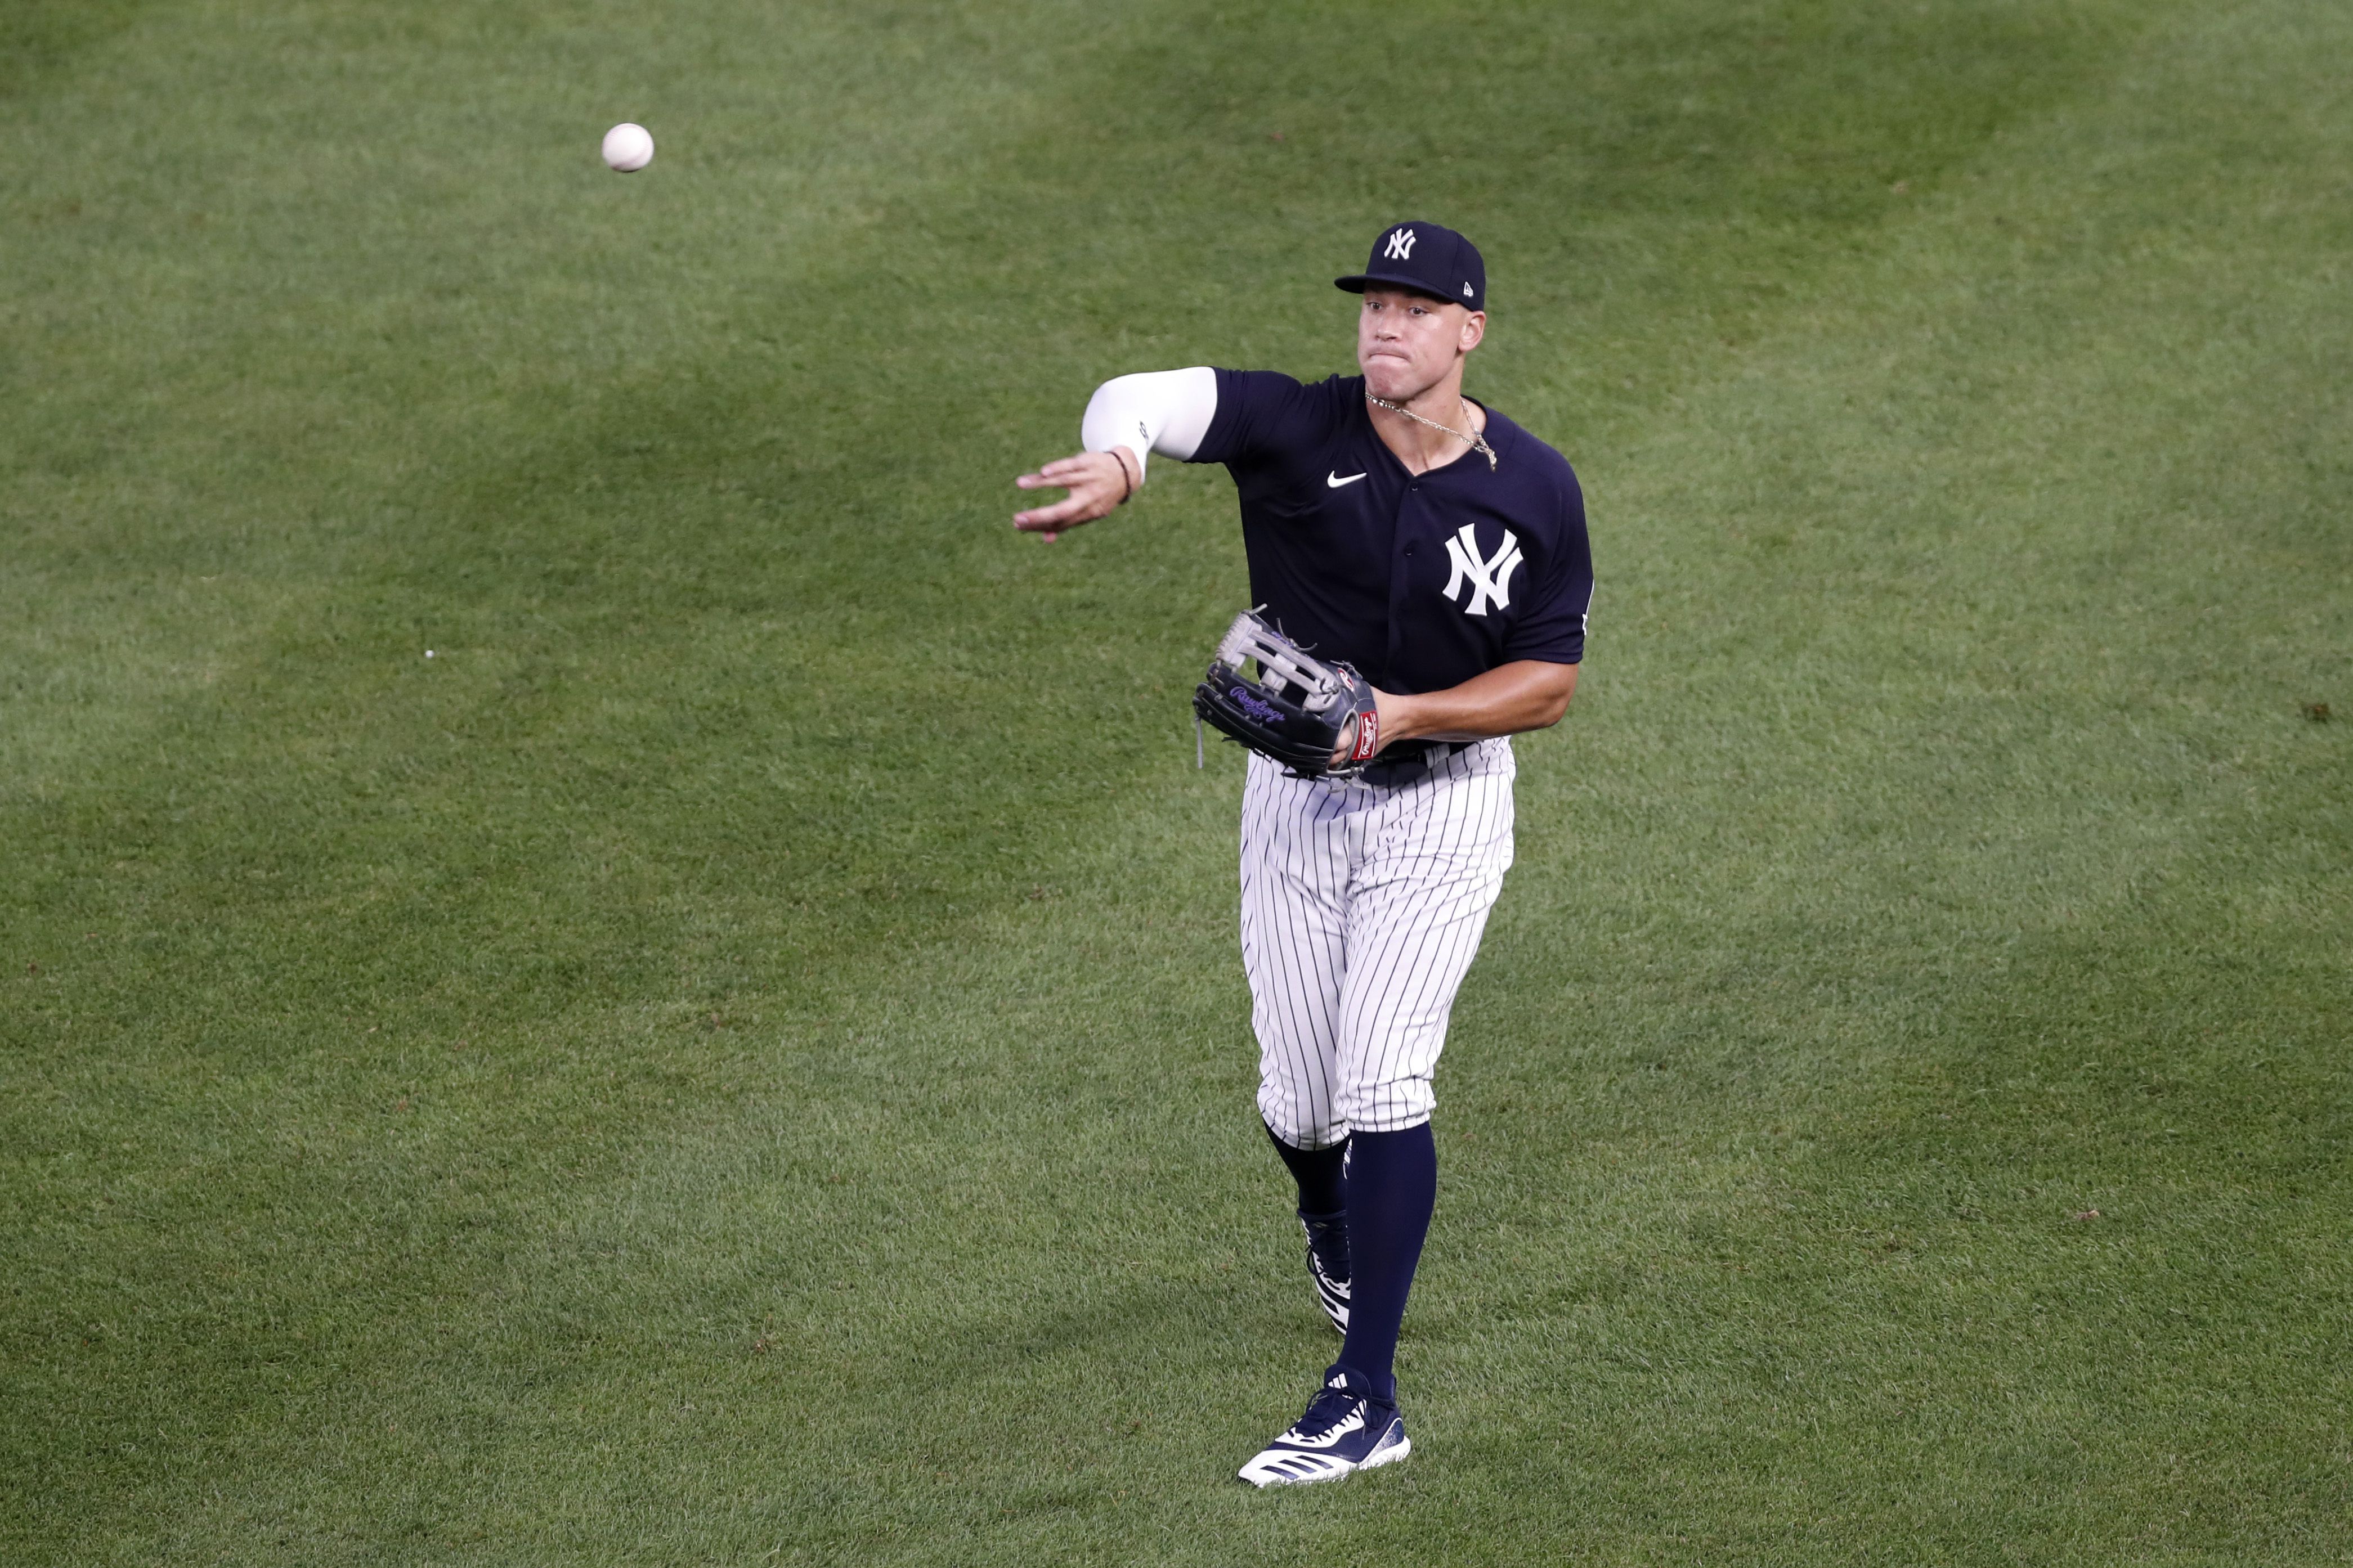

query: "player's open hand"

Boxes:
[1014, 448, 1137, 542]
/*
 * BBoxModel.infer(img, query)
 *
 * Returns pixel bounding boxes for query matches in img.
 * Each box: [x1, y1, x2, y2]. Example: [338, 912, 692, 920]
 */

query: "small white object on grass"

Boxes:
[602, 123, 655, 173]
[424, 650, 435, 659]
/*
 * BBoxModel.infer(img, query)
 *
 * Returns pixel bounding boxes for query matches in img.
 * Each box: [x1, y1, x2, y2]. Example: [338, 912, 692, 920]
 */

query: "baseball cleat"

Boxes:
[1299, 1210, 1351, 1333]
[1236, 1373, 1410, 1488]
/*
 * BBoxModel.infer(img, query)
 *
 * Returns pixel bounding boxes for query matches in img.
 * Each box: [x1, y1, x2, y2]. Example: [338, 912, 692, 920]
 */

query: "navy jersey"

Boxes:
[1188, 371, 1592, 695]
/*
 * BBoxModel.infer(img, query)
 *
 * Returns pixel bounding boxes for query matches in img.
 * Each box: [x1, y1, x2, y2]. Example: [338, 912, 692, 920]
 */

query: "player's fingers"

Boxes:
[1016, 453, 1106, 496]
[1012, 491, 1105, 530]
[1013, 452, 1122, 533]
[1016, 454, 1095, 489]
[1012, 494, 1081, 526]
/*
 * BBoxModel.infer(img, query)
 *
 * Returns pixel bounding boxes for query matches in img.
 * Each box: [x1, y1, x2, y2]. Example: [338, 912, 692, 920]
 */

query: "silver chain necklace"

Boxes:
[1366, 396, 1497, 471]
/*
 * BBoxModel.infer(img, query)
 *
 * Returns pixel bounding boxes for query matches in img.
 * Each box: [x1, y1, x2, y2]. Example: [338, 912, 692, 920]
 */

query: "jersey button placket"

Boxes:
[1388, 483, 1425, 677]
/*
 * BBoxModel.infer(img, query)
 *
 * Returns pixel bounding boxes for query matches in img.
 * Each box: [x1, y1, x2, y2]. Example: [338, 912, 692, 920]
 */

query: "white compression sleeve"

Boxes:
[1079, 366, 1218, 484]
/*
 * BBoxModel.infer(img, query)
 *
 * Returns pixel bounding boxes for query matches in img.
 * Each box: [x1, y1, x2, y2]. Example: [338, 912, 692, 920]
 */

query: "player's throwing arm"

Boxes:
[1011, 222, 1595, 1488]
[1015, 367, 1220, 542]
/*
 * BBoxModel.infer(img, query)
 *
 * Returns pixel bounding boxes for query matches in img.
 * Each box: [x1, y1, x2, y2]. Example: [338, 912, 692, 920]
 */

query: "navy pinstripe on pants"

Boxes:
[1240, 738, 1517, 1146]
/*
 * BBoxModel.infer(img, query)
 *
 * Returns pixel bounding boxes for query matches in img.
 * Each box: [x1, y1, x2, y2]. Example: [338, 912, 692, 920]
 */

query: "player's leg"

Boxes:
[1240, 755, 1353, 1149]
[1239, 754, 1361, 1329]
[1239, 743, 1516, 1486]
[1263, 1122, 1350, 1332]
[1330, 740, 1517, 1403]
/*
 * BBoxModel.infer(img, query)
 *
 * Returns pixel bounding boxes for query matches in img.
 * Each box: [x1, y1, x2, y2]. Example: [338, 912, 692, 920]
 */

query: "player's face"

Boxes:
[1357, 287, 1486, 401]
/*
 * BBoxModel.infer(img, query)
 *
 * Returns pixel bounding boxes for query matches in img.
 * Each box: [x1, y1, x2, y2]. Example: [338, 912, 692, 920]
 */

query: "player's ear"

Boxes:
[1460, 311, 1486, 352]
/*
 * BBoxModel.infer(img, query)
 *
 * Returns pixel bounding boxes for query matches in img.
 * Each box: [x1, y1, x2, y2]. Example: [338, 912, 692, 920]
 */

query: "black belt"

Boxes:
[1360, 740, 1474, 787]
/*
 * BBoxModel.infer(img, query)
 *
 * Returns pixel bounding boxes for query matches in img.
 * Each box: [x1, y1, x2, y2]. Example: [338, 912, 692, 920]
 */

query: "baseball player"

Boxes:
[1012, 221, 1593, 1486]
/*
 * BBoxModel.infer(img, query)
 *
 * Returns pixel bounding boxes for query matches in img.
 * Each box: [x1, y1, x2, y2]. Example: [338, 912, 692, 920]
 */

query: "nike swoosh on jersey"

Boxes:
[1327, 471, 1368, 488]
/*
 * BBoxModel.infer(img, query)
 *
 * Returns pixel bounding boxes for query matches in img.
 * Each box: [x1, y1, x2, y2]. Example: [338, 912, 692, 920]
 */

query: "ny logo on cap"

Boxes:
[1443, 524, 1523, 617]
[1384, 227, 1417, 259]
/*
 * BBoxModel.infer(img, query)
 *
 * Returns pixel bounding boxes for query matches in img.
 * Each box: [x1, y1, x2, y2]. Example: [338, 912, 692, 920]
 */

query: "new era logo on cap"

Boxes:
[1338, 219, 1485, 311]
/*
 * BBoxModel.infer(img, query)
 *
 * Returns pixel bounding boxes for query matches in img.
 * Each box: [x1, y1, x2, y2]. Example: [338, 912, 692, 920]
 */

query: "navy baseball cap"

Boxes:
[1336, 220, 1485, 311]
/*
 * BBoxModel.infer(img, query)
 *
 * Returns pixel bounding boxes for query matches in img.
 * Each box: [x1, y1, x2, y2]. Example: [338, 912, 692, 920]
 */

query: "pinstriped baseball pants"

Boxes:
[1240, 738, 1517, 1147]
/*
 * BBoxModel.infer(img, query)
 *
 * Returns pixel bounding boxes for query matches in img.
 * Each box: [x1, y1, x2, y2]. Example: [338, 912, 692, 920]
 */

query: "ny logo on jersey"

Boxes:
[1384, 227, 1417, 260]
[1442, 524, 1523, 617]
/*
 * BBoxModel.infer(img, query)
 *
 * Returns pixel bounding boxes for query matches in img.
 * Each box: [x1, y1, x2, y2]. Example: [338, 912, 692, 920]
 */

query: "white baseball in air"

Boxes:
[602, 123, 655, 173]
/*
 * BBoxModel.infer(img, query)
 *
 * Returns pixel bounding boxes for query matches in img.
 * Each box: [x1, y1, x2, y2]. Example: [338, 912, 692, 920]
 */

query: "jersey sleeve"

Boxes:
[1500, 468, 1594, 665]
[1187, 370, 1341, 467]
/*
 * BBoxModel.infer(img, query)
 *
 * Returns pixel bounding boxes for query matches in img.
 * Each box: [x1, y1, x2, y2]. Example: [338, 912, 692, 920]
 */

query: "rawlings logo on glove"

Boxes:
[1193, 610, 1383, 780]
[1230, 687, 1287, 726]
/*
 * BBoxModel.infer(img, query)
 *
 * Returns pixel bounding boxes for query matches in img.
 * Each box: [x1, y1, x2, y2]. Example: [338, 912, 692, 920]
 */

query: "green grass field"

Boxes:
[5, 1, 2350, 1562]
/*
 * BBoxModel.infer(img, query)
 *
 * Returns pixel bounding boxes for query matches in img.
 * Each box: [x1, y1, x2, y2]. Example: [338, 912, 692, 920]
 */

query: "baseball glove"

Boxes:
[1193, 609, 1382, 779]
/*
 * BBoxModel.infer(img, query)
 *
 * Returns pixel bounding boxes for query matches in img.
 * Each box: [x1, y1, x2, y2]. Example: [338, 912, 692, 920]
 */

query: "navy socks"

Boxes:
[1265, 1120, 1437, 1405]
[1331, 1122, 1437, 1406]
[1264, 1122, 1349, 1219]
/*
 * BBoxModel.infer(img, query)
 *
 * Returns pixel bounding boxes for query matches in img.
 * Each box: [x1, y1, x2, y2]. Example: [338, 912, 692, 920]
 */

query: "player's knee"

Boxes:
[1257, 1087, 1343, 1151]
[1334, 1073, 1436, 1134]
